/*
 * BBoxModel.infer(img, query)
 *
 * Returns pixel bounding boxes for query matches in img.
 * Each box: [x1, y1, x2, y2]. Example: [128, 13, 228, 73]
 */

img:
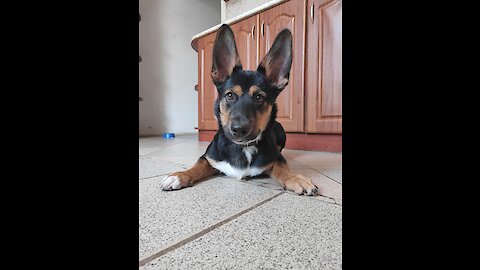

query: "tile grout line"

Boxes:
[281, 191, 342, 206]
[239, 179, 341, 206]
[288, 158, 342, 185]
[312, 168, 342, 185]
[138, 192, 285, 267]
[139, 174, 168, 181]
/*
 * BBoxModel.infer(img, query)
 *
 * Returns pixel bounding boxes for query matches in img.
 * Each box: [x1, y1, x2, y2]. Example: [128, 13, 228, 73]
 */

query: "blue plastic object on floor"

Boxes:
[162, 133, 175, 139]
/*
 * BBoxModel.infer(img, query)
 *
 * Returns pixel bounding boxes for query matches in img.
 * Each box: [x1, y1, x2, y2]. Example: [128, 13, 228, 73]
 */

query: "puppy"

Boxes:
[160, 24, 318, 196]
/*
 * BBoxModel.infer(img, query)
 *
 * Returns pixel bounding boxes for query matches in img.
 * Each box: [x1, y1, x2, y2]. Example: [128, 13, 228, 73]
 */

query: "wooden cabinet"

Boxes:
[305, 0, 342, 133]
[197, 32, 218, 130]
[259, 0, 305, 132]
[230, 15, 259, 71]
[193, 0, 342, 151]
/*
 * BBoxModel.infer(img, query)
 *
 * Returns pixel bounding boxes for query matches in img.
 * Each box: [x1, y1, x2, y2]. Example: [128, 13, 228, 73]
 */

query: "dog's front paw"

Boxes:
[159, 172, 190, 191]
[284, 174, 318, 196]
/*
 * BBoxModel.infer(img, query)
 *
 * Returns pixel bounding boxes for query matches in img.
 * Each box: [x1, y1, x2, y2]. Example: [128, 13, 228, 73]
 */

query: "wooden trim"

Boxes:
[284, 133, 341, 152]
[198, 130, 341, 153]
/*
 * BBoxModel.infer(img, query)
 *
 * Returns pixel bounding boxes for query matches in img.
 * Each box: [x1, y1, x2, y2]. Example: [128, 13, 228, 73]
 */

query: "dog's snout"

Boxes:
[230, 116, 250, 137]
[231, 124, 248, 137]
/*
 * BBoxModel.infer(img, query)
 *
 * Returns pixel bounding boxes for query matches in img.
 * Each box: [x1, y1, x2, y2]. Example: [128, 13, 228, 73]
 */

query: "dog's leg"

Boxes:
[269, 157, 318, 196]
[160, 157, 218, 191]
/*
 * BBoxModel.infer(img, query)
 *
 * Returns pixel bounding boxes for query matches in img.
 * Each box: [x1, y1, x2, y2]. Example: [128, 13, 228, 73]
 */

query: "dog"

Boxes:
[160, 24, 319, 196]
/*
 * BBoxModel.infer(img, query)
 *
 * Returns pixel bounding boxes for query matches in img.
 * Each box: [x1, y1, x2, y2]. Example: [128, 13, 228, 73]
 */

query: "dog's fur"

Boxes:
[160, 24, 318, 196]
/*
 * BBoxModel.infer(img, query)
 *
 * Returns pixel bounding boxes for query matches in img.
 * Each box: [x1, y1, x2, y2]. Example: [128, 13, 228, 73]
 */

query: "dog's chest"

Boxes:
[209, 146, 264, 180]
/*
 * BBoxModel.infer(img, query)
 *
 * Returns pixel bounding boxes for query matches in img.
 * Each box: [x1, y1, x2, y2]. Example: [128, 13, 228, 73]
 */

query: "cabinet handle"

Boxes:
[310, 3, 314, 23]
[251, 25, 255, 40]
[261, 21, 265, 37]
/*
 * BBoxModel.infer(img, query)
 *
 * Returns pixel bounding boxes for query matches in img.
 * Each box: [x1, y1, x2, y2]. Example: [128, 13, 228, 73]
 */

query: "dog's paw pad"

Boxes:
[159, 175, 182, 191]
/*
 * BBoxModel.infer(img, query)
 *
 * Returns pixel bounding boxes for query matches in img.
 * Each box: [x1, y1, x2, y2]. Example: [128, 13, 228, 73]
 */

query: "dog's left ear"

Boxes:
[257, 29, 292, 91]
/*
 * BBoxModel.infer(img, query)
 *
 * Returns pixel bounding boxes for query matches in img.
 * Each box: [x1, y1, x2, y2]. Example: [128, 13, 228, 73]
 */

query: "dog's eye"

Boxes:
[255, 94, 265, 104]
[225, 92, 235, 101]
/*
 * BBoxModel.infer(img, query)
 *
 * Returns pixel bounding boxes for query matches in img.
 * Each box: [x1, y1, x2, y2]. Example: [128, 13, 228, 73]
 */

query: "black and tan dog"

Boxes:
[160, 24, 319, 196]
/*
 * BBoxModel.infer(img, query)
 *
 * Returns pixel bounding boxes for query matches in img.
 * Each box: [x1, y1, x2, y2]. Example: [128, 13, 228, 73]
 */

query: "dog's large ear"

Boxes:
[257, 29, 292, 91]
[212, 24, 242, 85]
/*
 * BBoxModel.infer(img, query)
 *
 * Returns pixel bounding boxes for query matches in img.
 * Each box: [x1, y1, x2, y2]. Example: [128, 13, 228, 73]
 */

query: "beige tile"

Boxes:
[282, 157, 310, 169]
[146, 140, 209, 156]
[320, 170, 342, 183]
[142, 193, 342, 270]
[282, 149, 342, 172]
[139, 136, 188, 146]
[139, 176, 281, 260]
[139, 136, 192, 156]
[139, 158, 188, 179]
[143, 140, 210, 167]
[139, 147, 161, 156]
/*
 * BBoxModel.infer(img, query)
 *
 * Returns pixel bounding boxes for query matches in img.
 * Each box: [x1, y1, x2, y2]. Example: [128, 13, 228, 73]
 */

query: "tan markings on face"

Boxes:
[219, 99, 231, 127]
[248, 86, 261, 96]
[231, 85, 243, 96]
[255, 103, 273, 132]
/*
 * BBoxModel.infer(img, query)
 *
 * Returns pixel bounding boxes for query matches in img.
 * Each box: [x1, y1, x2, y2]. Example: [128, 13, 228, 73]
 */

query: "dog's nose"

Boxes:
[230, 115, 250, 137]
[230, 123, 249, 137]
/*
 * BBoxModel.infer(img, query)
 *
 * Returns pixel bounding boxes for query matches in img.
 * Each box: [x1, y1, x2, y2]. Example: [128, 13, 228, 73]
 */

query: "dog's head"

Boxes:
[211, 24, 292, 145]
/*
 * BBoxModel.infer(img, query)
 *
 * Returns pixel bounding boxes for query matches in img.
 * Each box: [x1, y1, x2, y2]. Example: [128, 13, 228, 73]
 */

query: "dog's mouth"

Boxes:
[230, 132, 262, 146]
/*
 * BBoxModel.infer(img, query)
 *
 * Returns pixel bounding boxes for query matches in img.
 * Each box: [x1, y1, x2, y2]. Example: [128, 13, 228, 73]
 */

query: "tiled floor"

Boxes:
[139, 134, 342, 269]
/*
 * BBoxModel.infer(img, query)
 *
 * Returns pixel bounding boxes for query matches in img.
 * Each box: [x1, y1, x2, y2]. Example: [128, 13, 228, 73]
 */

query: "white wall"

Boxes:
[223, 0, 273, 20]
[139, 0, 220, 136]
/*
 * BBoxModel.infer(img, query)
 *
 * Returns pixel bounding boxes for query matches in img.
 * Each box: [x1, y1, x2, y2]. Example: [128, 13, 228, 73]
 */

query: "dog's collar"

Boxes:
[243, 140, 259, 147]
[232, 133, 262, 147]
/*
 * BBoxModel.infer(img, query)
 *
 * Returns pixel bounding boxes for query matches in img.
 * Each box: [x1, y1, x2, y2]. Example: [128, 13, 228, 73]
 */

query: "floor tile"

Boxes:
[142, 193, 342, 270]
[319, 170, 342, 184]
[139, 157, 188, 179]
[143, 140, 210, 167]
[139, 176, 281, 260]
[282, 149, 342, 173]
[139, 136, 193, 156]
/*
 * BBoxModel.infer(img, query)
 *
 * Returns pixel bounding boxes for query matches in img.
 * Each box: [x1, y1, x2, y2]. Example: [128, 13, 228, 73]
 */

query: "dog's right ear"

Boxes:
[257, 29, 292, 91]
[212, 24, 242, 85]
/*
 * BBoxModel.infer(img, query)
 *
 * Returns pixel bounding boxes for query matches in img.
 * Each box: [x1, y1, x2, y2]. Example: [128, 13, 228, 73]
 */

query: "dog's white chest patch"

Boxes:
[206, 146, 264, 180]
[243, 146, 258, 164]
[211, 161, 264, 180]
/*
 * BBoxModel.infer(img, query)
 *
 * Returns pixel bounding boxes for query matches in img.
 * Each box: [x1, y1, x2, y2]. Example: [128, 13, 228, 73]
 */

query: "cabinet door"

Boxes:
[305, 0, 342, 133]
[259, 0, 305, 132]
[197, 32, 219, 131]
[230, 15, 259, 71]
